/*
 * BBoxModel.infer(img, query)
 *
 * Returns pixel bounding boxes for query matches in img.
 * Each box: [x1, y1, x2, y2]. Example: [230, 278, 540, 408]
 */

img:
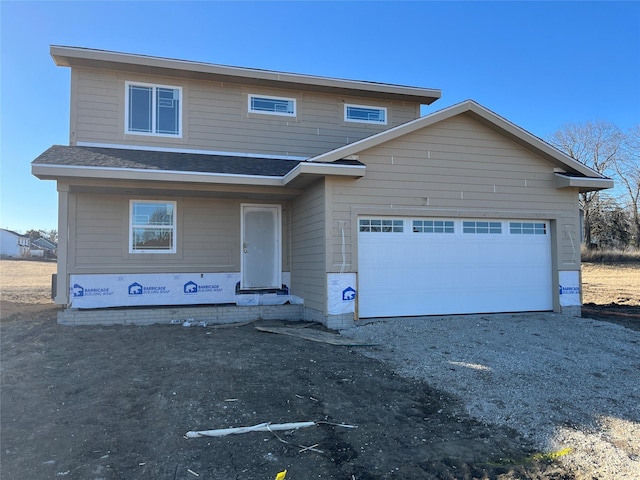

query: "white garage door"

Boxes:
[358, 218, 552, 318]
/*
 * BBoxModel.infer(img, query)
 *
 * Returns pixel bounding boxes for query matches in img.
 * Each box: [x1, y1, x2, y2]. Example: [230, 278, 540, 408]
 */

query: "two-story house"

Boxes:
[0, 229, 31, 258]
[32, 46, 612, 327]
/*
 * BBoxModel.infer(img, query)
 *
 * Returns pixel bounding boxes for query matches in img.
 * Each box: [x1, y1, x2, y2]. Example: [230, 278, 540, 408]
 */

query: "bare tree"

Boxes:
[614, 125, 640, 248]
[549, 121, 622, 249]
[590, 195, 631, 249]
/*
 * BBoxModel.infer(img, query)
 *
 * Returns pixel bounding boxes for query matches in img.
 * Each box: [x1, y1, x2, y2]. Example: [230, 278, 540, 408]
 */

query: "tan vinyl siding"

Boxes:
[328, 114, 581, 270]
[70, 193, 290, 275]
[71, 67, 419, 157]
[290, 178, 326, 312]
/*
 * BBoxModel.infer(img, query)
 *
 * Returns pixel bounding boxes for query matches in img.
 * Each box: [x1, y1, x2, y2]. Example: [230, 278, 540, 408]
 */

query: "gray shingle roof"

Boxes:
[32, 146, 303, 177]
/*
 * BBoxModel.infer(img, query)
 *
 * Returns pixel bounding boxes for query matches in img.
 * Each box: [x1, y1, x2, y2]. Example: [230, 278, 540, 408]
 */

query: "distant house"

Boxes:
[0, 229, 30, 258]
[31, 237, 58, 258]
[32, 46, 613, 327]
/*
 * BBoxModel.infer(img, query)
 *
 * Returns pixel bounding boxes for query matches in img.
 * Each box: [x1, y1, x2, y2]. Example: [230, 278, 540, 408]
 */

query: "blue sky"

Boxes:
[1, 1, 639, 232]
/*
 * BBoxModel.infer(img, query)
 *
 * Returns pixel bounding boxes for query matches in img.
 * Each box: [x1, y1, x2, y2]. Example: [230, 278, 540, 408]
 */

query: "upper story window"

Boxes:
[345, 104, 387, 124]
[249, 94, 296, 116]
[129, 200, 176, 253]
[126, 82, 182, 136]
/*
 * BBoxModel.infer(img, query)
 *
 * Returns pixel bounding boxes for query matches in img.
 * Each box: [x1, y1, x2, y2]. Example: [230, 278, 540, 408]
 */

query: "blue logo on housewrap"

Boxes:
[559, 285, 580, 295]
[72, 284, 84, 297]
[342, 286, 356, 301]
[184, 281, 198, 294]
[129, 282, 143, 295]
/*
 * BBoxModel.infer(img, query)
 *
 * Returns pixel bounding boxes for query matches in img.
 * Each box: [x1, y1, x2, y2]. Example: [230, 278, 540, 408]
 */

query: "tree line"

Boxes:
[549, 122, 639, 251]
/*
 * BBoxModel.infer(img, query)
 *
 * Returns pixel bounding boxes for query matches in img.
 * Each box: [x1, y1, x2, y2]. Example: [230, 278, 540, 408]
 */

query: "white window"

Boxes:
[510, 222, 547, 235]
[413, 220, 455, 233]
[345, 104, 387, 124]
[248, 94, 296, 116]
[359, 219, 404, 233]
[126, 82, 182, 136]
[463, 221, 502, 234]
[129, 201, 176, 253]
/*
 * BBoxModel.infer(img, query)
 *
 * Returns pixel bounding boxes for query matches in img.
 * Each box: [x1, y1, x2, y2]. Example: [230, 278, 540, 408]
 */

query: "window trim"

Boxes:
[129, 200, 177, 254]
[344, 103, 387, 125]
[125, 81, 182, 137]
[248, 94, 297, 117]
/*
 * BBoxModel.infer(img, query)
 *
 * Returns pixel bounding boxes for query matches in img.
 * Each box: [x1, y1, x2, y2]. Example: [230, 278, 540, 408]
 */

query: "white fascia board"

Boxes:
[554, 173, 614, 191]
[75, 142, 307, 161]
[31, 161, 365, 187]
[31, 163, 284, 187]
[282, 162, 366, 186]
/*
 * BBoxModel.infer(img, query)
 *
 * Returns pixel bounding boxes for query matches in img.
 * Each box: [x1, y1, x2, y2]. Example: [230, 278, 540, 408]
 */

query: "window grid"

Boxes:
[345, 104, 387, 124]
[510, 222, 547, 235]
[462, 221, 502, 234]
[130, 201, 176, 253]
[249, 95, 296, 116]
[359, 219, 404, 233]
[413, 220, 455, 233]
[126, 82, 181, 137]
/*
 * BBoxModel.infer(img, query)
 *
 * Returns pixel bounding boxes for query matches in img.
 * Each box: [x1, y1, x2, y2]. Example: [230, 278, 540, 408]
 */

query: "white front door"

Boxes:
[241, 204, 281, 289]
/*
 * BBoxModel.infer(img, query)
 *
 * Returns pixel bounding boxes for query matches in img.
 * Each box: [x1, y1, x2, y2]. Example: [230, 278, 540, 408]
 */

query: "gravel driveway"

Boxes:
[341, 312, 640, 478]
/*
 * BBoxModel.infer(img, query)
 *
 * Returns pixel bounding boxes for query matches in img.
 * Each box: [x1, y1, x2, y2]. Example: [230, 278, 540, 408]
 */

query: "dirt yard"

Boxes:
[1, 259, 639, 479]
[580, 262, 640, 330]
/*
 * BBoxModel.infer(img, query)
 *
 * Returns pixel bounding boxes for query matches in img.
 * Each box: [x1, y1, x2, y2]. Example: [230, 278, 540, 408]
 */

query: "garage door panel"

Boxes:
[358, 218, 552, 318]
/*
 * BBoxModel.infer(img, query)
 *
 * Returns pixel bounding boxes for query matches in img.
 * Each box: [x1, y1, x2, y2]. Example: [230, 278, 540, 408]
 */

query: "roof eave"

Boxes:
[283, 162, 366, 188]
[31, 163, 284, 187]
[50, 45, 441, 104]
[554, 173, 614, 193]
[31, 161, 366, 189]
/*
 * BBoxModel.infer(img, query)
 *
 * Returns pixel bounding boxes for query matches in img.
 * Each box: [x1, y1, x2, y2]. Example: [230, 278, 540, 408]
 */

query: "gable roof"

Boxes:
[32, 237, 57, 250]
[50, 46, 441, 105]
[309, 100, 614, 192]
[1, 228, 28, 238]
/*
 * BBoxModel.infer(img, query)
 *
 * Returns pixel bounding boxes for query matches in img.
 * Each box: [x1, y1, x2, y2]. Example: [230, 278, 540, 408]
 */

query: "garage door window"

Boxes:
[463, 221, 502, 234]
[510, 222, 546, 234]
[359, 219, 403, 233]
[413, 220, 454, 233]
